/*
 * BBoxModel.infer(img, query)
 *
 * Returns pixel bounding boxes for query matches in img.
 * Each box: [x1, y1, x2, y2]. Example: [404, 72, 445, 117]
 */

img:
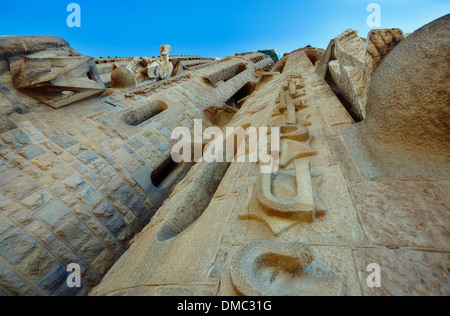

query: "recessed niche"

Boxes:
[204, 106, 237, 127]
[203, 62, 247, 87]
[157, 162, 229, 242]
[122, 99, 168, 126]
[272, 58, 287, 74]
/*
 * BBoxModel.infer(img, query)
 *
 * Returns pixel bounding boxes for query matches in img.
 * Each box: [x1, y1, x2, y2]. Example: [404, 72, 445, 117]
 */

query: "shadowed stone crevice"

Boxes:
[157, 162, 230, 242]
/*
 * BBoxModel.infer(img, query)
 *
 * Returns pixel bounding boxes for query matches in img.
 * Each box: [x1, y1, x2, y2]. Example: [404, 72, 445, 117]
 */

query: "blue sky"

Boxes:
[1, 0, 449, 58]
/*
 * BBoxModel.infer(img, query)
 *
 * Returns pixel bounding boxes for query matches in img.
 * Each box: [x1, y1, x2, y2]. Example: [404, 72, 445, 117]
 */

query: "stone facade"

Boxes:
[1, 15, 449, 297]
[0, 36, 272, 295]
[91, 16, 449, 297]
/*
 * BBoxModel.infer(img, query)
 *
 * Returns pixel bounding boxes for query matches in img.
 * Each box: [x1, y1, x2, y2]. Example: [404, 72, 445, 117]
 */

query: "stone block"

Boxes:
[353, 248, 450, 296]
[35, 201, 71, 229]
[18, 144, 47, 160]
[69, 205, 91, 223]
[83, 171, 102, 189]
[54, 217, 92, 251]
[66, 144, 88, 156]
[350, 180, 450, 250]
[6, 208, 34, 227]
[127, 197, 150, 223]
[96, 165, 116, 182]
[0, 129, 31, 149]
[71, 160, 90, 175]
[161, 127, 172, 138]
[98, 150, 116, 166]
[36, 264, 69, 295]
[77, 150, 98, 165]
[0, 214, 16, 241]
[62, 174, 86, 192]
[79, 236, 106, 264]
[91, 249, 116, 275]
[51, 135, 79, 149]
[0, 227, 38, 265]
[0, 168, 40, 201]
[0, 262, 36, 296]
[0, 114, 17, 134]
[25, 220, 55, 246]
[92, 201, 116, 225]
[34, 155, 74, 181]
[325, 136, 351, 163]
[127, 137, 144, 151]
[0, 159, 12, 173]
[40, 141, 63, 156]
[47, 239, 80, 265]
[157, 143, 168, 153]
[105, 213, 128, 236]
[20, 189, 53, 211]
[14, 121, 46, 143]
[117, 226, 135, 243]
[115, 184, 135, 205]
[75, 185, 103, 209]
[47, 183, 69, 200]
[16, 248, 58, 282]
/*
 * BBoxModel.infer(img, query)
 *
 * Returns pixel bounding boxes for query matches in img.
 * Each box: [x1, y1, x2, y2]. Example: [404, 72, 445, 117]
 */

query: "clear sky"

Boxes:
[1, 0, 449, 58]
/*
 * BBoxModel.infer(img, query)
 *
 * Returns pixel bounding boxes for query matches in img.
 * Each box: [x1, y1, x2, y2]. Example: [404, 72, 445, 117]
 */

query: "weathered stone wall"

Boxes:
[90, 48, 358, 296]
[0, 37, 263, 296]
[92, 38, 449, 296]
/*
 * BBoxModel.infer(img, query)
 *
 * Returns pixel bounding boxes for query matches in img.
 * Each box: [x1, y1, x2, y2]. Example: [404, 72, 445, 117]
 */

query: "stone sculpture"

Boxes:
[111, 45, 174, 89]
[1, 36, 105, 109]
[230, 241, 343, 296]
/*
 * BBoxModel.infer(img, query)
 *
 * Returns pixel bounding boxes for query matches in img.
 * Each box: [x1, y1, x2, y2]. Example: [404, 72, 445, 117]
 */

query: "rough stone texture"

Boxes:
[364, 28, 405, 76]
[327, 28, 405, 121]
[328, 29, 369, 120]
[341, 14, 450, 180]
[350, 180, 450, 250]
[353, 248, 450, 296]
[0, 36, 69, 59]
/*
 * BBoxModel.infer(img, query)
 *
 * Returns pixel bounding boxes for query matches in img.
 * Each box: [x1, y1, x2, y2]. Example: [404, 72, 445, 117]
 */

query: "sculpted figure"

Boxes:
[112, 44, 174, 88]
